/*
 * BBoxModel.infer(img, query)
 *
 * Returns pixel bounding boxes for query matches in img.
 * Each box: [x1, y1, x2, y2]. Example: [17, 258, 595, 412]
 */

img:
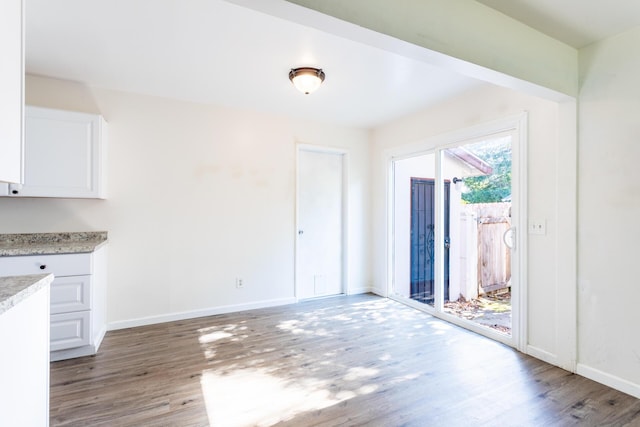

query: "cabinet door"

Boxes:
[50, 311, 91, 351]
[51, 275, 91, 314]
[3, 106, 107, 198]
[0, 0, 23, 184]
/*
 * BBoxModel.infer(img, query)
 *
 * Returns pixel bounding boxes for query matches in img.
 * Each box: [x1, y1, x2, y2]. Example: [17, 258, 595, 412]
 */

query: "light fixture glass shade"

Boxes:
[289, 67, 325, 94]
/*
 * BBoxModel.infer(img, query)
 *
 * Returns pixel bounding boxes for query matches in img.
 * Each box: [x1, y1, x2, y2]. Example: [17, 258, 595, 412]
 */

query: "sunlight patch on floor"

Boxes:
[199, 331, 233, 344]
[201, 368, 353, 426]
[277, 319, 308, 335]
[196, 298, 444, 426]
[344, 366, 378, 381]
[428, 320, 453, 331]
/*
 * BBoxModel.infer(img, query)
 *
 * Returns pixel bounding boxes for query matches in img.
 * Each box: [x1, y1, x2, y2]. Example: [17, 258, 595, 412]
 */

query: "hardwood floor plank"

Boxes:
[50, 294, 639, 426]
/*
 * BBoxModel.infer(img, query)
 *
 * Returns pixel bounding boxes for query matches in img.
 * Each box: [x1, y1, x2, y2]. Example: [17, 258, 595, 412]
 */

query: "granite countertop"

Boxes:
[0, 231, 108, 256]
[0, 274, 53, 315]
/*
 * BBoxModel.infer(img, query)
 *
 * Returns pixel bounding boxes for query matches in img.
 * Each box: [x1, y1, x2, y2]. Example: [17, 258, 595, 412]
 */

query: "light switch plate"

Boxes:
[528, 219, 546, 235]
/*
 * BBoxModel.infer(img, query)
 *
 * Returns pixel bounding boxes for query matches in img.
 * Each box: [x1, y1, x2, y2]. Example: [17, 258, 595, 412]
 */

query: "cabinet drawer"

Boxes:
[0, 253, 91, 277]
[51, 275, 91, 314]
[50, 311, 90, 351]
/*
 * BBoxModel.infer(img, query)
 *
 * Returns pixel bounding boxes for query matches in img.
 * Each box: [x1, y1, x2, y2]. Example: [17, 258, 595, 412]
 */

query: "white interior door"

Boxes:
[297, 149, 344, 299]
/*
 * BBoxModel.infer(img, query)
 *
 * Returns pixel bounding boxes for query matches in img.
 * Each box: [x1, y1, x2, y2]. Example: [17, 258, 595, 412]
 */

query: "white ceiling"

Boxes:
[25, 0, 482, 129]
[476, 0, 640, 48]
[26, 0, 640, 129]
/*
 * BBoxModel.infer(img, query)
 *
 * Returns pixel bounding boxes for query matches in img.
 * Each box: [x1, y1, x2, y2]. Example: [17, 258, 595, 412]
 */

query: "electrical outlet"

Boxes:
[528, 219, 546, 235]
[236, 278, 244, 288]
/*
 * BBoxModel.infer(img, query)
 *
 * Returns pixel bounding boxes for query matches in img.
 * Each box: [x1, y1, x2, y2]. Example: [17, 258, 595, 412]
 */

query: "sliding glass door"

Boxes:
[388, 117, 526, 348]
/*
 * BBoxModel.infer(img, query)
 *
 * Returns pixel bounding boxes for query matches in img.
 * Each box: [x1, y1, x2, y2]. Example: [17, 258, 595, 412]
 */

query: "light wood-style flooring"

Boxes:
[50, 294, 640, 426]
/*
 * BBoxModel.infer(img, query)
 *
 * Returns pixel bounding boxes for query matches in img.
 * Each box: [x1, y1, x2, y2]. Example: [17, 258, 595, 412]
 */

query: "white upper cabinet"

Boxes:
[0, 0, 23, 184]
[2, 106, 108, 199]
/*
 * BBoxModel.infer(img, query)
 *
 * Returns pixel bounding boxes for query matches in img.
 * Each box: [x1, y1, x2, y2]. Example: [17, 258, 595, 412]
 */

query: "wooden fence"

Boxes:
[469, 202, 511, 294]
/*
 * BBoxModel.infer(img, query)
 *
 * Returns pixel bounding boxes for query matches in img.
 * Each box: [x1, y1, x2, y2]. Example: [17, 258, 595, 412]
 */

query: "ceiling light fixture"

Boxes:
[289, 67, 325, 95]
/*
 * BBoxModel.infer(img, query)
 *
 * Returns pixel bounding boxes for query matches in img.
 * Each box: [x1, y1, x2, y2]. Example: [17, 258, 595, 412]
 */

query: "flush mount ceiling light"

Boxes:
[289, 67, 325, 95]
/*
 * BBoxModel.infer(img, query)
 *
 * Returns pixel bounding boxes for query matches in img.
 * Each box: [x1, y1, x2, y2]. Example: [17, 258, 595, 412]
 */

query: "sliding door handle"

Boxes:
[503, 227, 516, 250]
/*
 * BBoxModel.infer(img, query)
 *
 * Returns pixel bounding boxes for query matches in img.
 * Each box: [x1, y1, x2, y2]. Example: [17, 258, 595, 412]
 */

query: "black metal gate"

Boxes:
[410, 178, 450, 303]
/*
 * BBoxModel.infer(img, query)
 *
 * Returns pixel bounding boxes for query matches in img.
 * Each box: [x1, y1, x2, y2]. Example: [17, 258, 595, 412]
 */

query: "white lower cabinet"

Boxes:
[0, 246, 107, 361]
[0, 284, 50, 427]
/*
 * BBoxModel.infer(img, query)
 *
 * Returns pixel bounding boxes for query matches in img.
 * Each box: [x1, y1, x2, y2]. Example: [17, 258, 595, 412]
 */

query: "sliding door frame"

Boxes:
[384, 113, 528, 351]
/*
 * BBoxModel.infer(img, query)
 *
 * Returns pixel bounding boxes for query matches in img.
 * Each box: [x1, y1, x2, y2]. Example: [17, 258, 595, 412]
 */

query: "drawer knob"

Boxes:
[39, 264, 47, 270]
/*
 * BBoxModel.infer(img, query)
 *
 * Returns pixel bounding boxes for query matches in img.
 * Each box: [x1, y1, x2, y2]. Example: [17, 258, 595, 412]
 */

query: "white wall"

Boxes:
[0, 75, 371, 328]
[371, 84, 577, 370]
[577, 26, 640, 397]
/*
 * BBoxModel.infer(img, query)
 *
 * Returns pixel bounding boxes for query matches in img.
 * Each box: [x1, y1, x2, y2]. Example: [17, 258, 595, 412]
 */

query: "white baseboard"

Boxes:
[94, 324, 107, 351]
[370, 287, 388, 297]
[527, 345, 560, 368]
[347, 285, 372, 295]
[107, 297, 297, 331]
[577, 363, 640, 399]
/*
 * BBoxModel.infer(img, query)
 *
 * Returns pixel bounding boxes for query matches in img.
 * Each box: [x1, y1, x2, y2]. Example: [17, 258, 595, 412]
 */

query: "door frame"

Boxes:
[295, 144, 349, 300]
[384, 113, 528, 351]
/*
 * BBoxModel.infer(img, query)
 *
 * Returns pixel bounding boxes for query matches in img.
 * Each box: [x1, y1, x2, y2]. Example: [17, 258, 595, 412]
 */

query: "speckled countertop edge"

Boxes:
[0, 274, 53, 316]
[0, 231, 108, 256]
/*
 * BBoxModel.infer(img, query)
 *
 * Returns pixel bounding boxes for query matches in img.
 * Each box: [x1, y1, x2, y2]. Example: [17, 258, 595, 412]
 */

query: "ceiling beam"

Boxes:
[282, 0, 578, 98]
[226, 0, 577, 100]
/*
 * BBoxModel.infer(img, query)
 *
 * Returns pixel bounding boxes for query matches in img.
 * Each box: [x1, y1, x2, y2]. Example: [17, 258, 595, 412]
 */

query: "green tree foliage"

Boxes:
[462, 138, 511, 204]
